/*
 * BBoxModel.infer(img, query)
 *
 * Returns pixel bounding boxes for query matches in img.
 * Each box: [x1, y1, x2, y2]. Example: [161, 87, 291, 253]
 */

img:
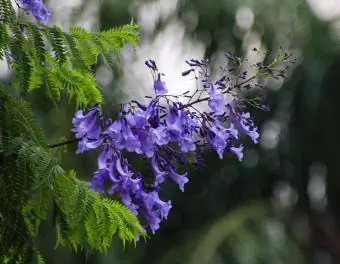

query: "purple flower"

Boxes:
[88, 148, 111, 193]
[151, 156, 166, 185]
[166, 165, 189, 192]
[182, 69, 194, 76]
[73, 55, 273, 235]
[165, 106, 184, 135]
[141, 210, 161, 234]
[116, 157, 133, 178]
[76, 137, 102, 154]
[227, 105, 259, 143]
[72, 108, 99, 139]
[145, 60, 157, 71]
[88, 173, 106, 194]
[137, 190, 172, 233]
[262, 105, 270, 111]
[185, 59, 208, 67]
[104, 116, 124, 149]
[227, 123, 239, 139]
[237, 112, 259, 143]
[155, 105, 200, 152]
[205, 121, 229, 159]
[121, 121, 142, 153]
[98, 150, 173, 233]
[153, 74, 168, 95]
[104, 115, 142, 154]
[178, 133, 197, 152]
[230, 145, 244, 161]
[71, 106, 103, 153]
[205, 120, 243, 160]
[141, 191, 171, 219]
[181, 114, 201, 151]
[208, 84, 226, 115]
[153, 125, 171, 146]
[137, 130, 155, 158]
[20, 0, 52, 24]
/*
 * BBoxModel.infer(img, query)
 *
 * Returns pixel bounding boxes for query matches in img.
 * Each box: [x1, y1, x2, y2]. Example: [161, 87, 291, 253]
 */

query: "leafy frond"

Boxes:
[48, 26, 69, 65]
[2, 93, 46, 145]
[54, 171, 146, 253]
[0, 0, 16, 24]
[0, 136, 59, 263]
[69, 24, 140, 68]
[1, 21, 139, 107]
[0, 23, 10, 60]
[0, 89, 146, 262]
[54, 63, 103, 108]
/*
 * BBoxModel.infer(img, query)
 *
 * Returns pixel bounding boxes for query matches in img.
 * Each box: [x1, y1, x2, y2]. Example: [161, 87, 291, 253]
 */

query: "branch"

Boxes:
[48, 138, 78, 148]
[48, 76, 257, 148]
[180, 75, 256, 110]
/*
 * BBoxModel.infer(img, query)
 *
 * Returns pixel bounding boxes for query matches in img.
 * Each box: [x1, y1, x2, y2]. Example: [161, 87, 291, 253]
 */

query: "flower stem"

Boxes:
[48, 138, 78, 148]
[180, 75, 256, 110]
[48, 75, 256, 148]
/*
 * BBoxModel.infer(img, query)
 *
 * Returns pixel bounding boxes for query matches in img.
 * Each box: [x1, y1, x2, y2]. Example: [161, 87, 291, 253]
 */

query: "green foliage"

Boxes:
[54, 171, 145, 252]
[0, 89, 146, 263]
[0, 2, 139, 107]
[0, 0, 144, 262]
[0, 0, 15, 24]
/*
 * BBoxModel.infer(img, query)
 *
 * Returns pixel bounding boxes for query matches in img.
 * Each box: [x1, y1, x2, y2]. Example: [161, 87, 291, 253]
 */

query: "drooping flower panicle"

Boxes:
[19, 0, 52, 24]
[72, 52, 292, 233]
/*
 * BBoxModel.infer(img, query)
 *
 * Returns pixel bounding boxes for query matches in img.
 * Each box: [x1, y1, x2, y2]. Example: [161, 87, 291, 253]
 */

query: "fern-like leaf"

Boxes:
[0, 0, 16, 24]
[54, 170, 146, 253]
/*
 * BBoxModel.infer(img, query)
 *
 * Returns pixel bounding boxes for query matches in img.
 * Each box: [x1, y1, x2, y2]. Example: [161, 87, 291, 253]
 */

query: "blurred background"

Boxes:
[8, 0, 340, 263]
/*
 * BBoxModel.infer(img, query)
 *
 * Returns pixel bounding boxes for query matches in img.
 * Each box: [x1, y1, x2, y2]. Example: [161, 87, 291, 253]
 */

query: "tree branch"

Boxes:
[48, 76, 257, 148]
[48, 138, 78, 148]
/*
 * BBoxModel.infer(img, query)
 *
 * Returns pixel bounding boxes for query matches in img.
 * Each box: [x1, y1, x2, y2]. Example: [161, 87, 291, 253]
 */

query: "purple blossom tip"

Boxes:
[153, 74, 168, 95]
[230, 145, 244, 161]
[145, 60, 157, 70]
[181, 69, 194, 76]
[167, 165, 189, 192]
[71, 105, 102, 153]
[20, 0, 52, 24]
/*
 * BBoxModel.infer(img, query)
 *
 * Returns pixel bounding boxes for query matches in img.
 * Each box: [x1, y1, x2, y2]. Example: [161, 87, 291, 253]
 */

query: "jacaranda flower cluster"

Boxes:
[72, 51, 292, 233]
[19, 0, 51, 24]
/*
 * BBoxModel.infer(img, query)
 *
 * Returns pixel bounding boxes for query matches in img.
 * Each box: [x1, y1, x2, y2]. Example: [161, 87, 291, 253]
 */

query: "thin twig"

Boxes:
[48, 138, 78, 148]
